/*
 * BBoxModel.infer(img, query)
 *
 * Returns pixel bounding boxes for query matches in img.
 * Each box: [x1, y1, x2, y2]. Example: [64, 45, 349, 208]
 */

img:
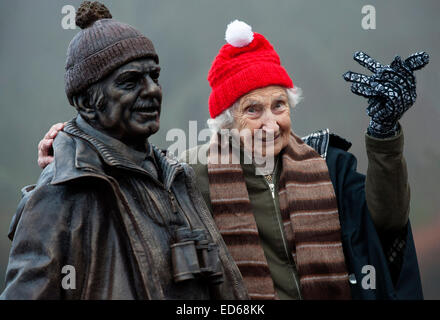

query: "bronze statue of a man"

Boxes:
[0, 1, 246, 300]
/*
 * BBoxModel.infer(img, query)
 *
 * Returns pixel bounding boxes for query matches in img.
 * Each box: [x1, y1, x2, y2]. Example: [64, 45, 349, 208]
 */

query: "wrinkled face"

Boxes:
[95, 58, 162, 142]
[232, 85, 292, 157]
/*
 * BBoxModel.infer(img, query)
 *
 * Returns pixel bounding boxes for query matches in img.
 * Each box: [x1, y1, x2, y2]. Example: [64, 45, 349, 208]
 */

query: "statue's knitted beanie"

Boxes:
[208, 20, 294, 118]
[65, 1, 158, 105]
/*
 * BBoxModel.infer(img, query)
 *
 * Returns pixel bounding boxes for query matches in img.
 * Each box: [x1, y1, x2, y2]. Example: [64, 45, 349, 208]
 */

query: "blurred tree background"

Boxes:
[0, 0, 439, 298]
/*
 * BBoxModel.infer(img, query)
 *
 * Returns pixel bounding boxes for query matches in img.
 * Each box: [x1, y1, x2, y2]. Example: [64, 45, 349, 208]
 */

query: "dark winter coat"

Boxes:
[181, 127, 423, 299]
[0, 117, 248, 300]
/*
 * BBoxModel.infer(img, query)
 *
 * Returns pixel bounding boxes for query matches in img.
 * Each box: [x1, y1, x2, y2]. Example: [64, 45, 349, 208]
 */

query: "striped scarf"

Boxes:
[207, 132, 351, 300]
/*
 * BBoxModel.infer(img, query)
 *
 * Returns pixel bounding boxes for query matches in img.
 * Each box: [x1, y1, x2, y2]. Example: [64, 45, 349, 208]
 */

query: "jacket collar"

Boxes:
[75, 115, 155, 167]
[301, 128, 330, 159]
[301, 128, 353, 159]
[51, 116, 183, 190]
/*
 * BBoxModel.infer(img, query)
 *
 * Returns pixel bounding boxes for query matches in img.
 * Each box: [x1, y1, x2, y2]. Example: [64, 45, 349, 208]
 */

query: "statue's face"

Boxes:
[94, 58, 162, 142]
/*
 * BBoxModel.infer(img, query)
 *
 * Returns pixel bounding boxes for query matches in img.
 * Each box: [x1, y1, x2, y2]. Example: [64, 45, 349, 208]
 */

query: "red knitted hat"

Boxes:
[208, 20, 294, 118]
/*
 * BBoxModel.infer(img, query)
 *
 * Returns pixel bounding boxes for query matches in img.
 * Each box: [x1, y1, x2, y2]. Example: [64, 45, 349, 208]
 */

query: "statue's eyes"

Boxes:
[123, 78, 137, 89]
[115, 74, 138, 90]
[117, 70, 160, 90]
[150, 70, 160, 83]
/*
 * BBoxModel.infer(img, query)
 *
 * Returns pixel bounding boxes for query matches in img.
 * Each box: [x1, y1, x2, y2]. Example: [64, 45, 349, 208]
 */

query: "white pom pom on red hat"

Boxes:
[225, 20, 254, 48]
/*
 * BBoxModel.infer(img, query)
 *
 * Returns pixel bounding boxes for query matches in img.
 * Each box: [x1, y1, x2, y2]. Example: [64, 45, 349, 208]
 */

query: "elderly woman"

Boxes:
[37, 21, 427, 300]
[180, 20, 428, 300]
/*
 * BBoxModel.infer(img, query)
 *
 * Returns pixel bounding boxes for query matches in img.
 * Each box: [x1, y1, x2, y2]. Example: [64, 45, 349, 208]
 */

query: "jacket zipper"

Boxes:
[168, 189, 192, 229]
[263, 159, 302, 299]
[122, 164, 192, 228]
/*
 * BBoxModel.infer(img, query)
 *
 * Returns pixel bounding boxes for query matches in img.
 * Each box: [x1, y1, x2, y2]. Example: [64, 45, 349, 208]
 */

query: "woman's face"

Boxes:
[232, 85, 292, 158]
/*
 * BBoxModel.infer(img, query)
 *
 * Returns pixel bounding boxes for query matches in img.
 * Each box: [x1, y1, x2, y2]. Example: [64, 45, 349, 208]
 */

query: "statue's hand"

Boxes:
[37, 123, 65, 169]
[343, 51, 429, 138]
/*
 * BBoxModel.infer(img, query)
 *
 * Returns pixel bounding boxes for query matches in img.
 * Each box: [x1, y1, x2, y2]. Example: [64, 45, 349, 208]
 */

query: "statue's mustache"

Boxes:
[131, 98, 161, 112]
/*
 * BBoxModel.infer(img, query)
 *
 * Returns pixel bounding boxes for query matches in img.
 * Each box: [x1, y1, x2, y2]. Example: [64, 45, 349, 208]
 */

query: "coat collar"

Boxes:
[51, 117, 183, 190]
[301, 128, 331, 159]
[301, 128, 352, 159]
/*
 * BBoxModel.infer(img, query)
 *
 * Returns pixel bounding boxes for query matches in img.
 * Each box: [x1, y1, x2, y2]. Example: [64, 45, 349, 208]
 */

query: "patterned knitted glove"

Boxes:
[343, 51, 429, 138]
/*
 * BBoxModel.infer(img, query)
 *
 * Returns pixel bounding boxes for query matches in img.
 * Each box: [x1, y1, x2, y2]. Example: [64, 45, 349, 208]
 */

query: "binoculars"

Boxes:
[171, 227, 223, 285]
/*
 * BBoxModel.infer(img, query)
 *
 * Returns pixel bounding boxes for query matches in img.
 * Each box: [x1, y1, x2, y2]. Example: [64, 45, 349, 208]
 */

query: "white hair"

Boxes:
[207, 86, 303, 133]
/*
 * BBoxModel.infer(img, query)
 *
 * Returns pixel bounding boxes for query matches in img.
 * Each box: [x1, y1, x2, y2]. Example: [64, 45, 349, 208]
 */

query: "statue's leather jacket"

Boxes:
[1, 118, 248, 300]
